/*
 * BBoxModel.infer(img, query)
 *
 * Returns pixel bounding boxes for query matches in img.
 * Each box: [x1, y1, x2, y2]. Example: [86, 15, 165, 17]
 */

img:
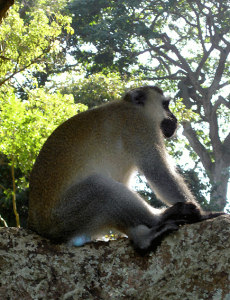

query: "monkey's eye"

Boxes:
[163, 101, 169, 109]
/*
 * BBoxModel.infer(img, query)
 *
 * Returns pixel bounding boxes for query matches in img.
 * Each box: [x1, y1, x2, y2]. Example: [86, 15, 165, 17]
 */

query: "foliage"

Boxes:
[171, 98, 200, 123]
[0, 87, 87, 226]
[0, 154, 29, 228]
[0, 1, 73, 88]
[51, 71, 148, 108]
[0, 0, 77, 227]
[57, 72, 128, 108]
[67, 0, 230, 80]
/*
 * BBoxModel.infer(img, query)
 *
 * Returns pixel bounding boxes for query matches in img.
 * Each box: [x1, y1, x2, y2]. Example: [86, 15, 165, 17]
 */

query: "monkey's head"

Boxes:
[123, 86, 178, 138]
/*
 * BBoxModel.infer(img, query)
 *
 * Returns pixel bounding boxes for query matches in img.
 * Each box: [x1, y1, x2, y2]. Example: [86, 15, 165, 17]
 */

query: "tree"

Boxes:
[50, 71, 147, 108]
[64, 0, 230, 210]
[0, 1, 73, 88]
[0, 0, 77, 227]
[0, 87, 87, 227]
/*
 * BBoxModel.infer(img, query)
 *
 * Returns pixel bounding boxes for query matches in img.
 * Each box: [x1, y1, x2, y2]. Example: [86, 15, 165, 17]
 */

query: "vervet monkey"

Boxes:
[28, 86, 225, 250]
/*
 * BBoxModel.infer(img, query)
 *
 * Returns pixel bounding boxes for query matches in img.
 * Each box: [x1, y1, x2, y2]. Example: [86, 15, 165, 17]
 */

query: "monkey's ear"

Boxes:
[123, 89, 147, 106]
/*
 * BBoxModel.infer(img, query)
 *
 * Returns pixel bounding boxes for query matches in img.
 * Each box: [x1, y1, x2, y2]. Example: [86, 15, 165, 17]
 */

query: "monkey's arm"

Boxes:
[137, 148, 226, 221]
[138, 149, 196, 206]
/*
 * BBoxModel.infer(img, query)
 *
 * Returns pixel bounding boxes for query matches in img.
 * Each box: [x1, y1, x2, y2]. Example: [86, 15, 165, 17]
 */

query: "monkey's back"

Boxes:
[28, 100, 149, 231]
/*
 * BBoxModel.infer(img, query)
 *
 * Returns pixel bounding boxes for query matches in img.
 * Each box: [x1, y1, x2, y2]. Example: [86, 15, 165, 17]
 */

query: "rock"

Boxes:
[0, 215, 230, 300]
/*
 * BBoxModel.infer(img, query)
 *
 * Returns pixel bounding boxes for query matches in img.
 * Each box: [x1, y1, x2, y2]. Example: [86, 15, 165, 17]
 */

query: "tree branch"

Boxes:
[147, 32, 204, 96]
[0, 55, 11, 61]
[195, 45, 214, 78]
[0, 215, 8, 227]
[212, 96, 230, 113]
[143, 73, 185, 81]
[223, 133, 230, 151]
[217, 81, 230, 90]
[145, 39, 184, 70]
[0, 184, 6, 191]
[187, 1, 206, 53]
[182, 122, 212, 172]
[209, 109, 222, 160]
[209, 44, 230, 98]
[222, 133, 230, 166]
[152, 55, 171, 75]
[0, 47, 51, 87]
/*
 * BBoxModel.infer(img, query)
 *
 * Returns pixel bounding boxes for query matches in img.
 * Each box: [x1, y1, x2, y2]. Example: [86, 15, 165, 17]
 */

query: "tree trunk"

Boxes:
[182, 122, 229, 211]
[209, 160, 229, 211]
[1, 217, 230, 300]
[0, 0, 14, 23]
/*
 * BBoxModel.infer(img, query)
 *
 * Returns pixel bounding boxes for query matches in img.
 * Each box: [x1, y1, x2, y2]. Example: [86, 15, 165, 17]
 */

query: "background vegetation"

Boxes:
[0, 0, 229, 227]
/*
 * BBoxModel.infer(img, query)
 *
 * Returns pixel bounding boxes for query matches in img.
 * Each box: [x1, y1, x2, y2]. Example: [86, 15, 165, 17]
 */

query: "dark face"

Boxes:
[160, 100, 178, 138]
[123, 85, 178, 138]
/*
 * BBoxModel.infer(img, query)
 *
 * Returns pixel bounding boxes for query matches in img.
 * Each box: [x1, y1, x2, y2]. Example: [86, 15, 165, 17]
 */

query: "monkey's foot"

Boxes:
[135, 216, 199, 252]
[131, 222, 180, 251]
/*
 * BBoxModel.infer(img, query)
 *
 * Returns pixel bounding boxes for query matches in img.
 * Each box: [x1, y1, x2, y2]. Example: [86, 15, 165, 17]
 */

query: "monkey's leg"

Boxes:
[49, 174, 186, 249]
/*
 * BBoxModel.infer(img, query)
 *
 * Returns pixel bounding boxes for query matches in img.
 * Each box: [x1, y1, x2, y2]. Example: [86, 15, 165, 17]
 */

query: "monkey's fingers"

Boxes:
[201, 211, 227, 221]
[133, 223, 179, 253]
[135, 220, 187, 252]
[160, 202, 202, 223]
[155, 219, 189, 232]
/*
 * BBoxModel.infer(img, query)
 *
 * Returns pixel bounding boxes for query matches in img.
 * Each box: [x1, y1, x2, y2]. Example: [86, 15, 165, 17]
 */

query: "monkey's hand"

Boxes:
[160, 202, 227, 225]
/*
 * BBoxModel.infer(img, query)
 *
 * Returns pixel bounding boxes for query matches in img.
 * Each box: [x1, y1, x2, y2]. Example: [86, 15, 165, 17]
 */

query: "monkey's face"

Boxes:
[143, 86, 178, 138]
[123, 85, 178, 138]
[160, 100, 178, 138]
